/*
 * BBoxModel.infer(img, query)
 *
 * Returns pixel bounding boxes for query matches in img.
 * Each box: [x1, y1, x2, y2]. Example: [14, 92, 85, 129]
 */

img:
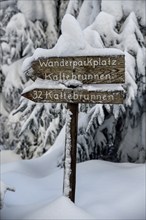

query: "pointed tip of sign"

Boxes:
[27, 74, 37, 82]
[21, 91, 35, 104]
[21, 92, 27, 98]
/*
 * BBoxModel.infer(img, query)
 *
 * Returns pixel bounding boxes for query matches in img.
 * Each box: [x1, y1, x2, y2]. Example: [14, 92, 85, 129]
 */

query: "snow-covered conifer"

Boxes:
[1, 0, 145, 163]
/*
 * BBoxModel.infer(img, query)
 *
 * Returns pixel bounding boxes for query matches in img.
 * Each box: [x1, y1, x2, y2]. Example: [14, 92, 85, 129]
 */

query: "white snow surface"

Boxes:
[77, 0, 101, 29]
[0, 150, 22, 164]
[0, 132, 145, 220]
[102, 0, 146, 27]
[22, 14, 124, 73]
[24, 196, 95, 220]
[3, 59, 24, 92]
[17, 0, 55, 22]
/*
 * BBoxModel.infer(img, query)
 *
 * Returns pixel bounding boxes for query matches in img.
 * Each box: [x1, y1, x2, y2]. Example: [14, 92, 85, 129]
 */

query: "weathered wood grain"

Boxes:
[22, 88, 125, 104]
[29, 55, 125, 84]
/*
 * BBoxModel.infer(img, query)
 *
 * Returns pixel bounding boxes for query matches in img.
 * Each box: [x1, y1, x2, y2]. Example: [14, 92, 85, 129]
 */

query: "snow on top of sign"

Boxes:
[83, 84, 124, 91]
[22, 14, 124, 73]
[22, 78, 124, 94]
[22, 79, 66, 93]
[61, 80, 83, 88]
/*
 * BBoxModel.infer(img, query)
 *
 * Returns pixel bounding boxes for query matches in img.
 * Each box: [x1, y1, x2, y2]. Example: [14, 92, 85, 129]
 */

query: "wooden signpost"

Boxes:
[22, 54, 125, 203]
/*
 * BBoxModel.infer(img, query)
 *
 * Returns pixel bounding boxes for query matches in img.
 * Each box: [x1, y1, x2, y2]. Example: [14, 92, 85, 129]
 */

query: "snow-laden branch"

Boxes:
[19, 104, 43, 136]
[0, 181, 15, 209]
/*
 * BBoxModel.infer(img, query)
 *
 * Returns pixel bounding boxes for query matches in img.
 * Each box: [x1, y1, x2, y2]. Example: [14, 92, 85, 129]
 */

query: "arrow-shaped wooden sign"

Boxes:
[27, 55, 125, 84]
[22, 88, 124, 104]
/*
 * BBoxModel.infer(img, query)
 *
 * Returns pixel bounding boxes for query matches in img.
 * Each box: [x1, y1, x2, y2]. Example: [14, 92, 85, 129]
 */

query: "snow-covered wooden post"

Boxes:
[22, 54, 125, 203]
[63, 103, 78, 202]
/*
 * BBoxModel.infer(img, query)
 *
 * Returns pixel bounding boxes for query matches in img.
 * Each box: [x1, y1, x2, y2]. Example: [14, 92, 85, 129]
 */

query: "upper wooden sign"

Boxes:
[29, 55, 125, 84]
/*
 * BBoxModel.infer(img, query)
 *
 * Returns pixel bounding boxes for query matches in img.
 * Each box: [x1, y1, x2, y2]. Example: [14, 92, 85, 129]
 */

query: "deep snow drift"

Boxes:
[24, 196, 95, 220]
[0, 148, 145, 220]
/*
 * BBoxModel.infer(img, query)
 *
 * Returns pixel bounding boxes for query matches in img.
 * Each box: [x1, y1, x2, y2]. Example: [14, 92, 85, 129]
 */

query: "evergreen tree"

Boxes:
[0, 0, 145, 163]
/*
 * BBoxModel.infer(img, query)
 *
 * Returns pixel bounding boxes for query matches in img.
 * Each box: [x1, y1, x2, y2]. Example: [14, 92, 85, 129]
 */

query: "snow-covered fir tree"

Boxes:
[0, 0, 145, 163]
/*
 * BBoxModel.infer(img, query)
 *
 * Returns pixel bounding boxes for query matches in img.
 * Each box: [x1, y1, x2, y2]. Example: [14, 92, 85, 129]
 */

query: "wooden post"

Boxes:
[63, 103, 78, 202]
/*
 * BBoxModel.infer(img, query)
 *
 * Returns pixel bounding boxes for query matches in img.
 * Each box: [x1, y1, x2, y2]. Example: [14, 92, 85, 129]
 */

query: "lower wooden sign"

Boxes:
[22, 88, 124, 104]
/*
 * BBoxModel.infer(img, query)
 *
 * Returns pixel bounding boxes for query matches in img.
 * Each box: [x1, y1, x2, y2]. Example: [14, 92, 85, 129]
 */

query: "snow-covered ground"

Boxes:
[0, 150, 22, 164]
[0, 148, 145, 220]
